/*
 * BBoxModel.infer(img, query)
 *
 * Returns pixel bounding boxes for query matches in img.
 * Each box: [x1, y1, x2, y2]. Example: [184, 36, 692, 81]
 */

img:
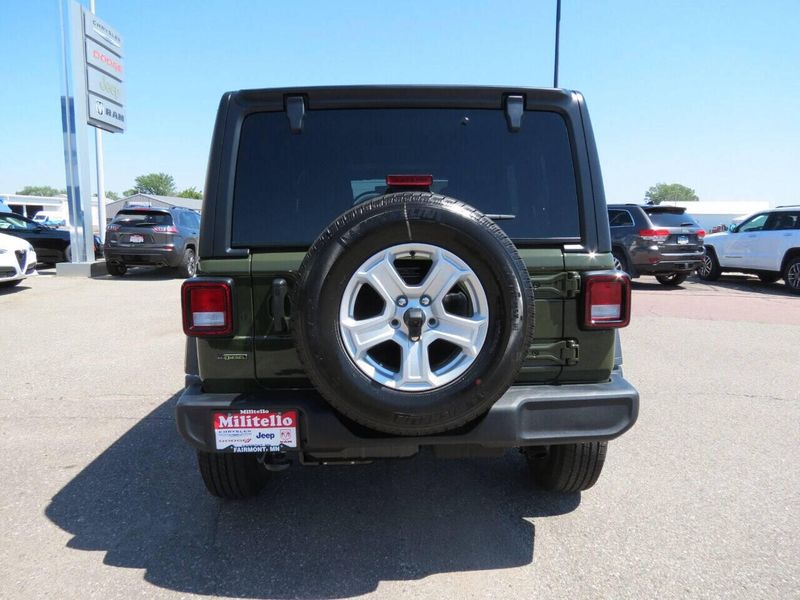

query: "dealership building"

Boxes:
[1, 192, 201, 230]
[105, 193, 202, 219]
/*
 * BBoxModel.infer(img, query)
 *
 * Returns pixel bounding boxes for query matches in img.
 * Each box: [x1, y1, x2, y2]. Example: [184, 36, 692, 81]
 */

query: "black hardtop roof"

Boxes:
[231, 85, 577, 110]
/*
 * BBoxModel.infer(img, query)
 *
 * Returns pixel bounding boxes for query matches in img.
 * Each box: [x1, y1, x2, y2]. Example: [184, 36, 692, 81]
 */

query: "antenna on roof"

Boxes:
[553, 0, 562, 88]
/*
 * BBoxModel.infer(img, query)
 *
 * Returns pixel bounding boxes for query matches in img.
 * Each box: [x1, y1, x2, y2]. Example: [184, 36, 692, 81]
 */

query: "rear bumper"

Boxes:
[104, 245, 181, 267]
[175, 372, 639, 458]
[632, 248, 704, 274]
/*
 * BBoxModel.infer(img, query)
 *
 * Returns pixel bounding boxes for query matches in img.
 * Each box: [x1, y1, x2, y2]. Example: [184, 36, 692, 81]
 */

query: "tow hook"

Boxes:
[257, 452, 291, 472]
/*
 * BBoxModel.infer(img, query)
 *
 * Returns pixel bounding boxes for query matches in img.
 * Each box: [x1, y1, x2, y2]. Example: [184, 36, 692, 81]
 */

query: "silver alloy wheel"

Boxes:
[187, 252, 197, 277]
[339, 243, 489, 391]
[787, 261, 800, 289]
[698, 254, 713, 277]
[613, 256, 623, 271]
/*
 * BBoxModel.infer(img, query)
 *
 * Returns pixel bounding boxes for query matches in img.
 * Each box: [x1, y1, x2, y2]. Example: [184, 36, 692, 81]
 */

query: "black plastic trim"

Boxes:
[176, 372, 639, 455]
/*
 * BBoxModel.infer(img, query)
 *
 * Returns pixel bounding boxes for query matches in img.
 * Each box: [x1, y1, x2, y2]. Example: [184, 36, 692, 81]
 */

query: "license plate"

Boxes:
[677, 235, 689, 245]
[213, 409, 298, 453]
[129, 234, 144, 243]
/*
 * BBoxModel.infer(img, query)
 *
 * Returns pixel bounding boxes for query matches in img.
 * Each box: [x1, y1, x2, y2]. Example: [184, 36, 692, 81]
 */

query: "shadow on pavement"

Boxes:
[0, 282, 31, 295]
[46, 393, 579, 599]
[630, 279, 687, 291]
[688, 274, 796, 297]
[94, 265, 182, 281]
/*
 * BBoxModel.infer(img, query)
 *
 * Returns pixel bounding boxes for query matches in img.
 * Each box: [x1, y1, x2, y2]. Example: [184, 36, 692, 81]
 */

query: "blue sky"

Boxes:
[1, 0, 798, 205]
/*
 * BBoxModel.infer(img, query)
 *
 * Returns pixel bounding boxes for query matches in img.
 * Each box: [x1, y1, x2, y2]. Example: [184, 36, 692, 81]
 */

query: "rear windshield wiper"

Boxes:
[485, 214, 516, 220]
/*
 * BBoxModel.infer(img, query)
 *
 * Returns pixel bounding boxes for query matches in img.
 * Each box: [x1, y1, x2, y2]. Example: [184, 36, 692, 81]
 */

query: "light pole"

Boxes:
[553, 0, 562, 88]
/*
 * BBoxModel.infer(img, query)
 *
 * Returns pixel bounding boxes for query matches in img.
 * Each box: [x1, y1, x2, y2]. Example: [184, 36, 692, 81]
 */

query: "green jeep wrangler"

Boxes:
[176, 86, 638, 499]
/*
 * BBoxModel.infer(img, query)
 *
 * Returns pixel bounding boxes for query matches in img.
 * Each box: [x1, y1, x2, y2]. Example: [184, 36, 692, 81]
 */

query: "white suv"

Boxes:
[697, 206, 800, 293]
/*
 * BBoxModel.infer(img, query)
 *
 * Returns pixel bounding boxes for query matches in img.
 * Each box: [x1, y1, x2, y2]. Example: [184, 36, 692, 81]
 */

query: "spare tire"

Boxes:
[293, 192, 535, 435]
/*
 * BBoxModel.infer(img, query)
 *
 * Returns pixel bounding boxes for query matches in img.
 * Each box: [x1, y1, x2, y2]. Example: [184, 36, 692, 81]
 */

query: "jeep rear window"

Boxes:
[232, 108, 580, 247]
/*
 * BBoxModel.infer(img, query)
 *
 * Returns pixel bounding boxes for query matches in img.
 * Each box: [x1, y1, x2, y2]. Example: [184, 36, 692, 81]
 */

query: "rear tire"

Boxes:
[655, 273, 687, 286]
[696, 248, 721, 281]
[783, 256, 800, 294]
[178, 247, 197, 278]
[197, 451, 269, 499]
[525, 442, 607, 492]
[63, 244, 71, 263]
[612, 248, 629, 274]
[107, 261, 126, 276]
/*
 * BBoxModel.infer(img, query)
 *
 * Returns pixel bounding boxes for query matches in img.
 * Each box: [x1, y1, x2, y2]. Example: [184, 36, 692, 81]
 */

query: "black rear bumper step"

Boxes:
[176, 371, 639, 457]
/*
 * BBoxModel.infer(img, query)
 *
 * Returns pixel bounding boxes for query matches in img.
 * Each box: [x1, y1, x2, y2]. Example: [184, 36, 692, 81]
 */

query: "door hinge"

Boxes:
[526, 339, 580, 366]
[271, 278, 290, 333]
[530, 271, 580, 299]
[285, 96, 306, 133]
[505, 95, 524, 132]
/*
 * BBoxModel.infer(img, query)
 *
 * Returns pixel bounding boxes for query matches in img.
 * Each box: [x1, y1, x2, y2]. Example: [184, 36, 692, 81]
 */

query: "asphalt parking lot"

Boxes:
[1, 268, 798, 599]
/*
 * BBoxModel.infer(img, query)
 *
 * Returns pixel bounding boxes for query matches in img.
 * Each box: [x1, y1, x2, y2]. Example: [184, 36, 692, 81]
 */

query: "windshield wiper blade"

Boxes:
[485, 214, 516, 220]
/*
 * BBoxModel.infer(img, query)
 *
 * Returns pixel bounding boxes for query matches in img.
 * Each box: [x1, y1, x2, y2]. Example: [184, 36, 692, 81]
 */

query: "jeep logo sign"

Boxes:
[87, 65, 125, 105]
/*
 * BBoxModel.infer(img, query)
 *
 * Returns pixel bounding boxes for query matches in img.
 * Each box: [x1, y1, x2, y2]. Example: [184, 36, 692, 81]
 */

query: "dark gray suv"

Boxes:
[104, 206, 200, 277]
[608, 204, 705, 286]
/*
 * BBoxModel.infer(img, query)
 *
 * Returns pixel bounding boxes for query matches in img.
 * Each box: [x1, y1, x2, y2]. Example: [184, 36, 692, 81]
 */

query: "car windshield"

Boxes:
[113, 210, 173, 226]
[232, 108, 581, 247]
[0, 214, 37, 230]
[645, 210, 699, 227]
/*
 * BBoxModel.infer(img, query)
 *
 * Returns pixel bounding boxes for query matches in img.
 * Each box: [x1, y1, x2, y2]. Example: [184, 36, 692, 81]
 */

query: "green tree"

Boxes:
[129, 172, 176, 196]
[644, 183, 699, 205]
[105, 190, 120, 201]
[177, 187, 202, 199]
[16, 185, 65, 197]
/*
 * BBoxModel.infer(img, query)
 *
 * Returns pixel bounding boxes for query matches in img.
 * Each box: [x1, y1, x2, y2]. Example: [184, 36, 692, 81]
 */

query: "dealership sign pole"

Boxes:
[58, 0, 125, 270]
[90, 0, 107, 242]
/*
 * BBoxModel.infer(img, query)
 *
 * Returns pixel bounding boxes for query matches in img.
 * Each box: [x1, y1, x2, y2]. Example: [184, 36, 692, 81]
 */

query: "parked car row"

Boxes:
[0, 232, 37, 287]
[608, 203, 705, 286]
[608, 204, 800, 293]
[697, 206, 800, 291]
[103, 206, 200, 278]
[0, 212, 101, 265]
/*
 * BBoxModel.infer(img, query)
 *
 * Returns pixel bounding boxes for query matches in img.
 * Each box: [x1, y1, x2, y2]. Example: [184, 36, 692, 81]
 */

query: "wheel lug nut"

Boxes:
[390, 319, 400, 328]
[396, 296, 408, 307]
[420, 295, 431, 306]
[428, 318, 437, 327]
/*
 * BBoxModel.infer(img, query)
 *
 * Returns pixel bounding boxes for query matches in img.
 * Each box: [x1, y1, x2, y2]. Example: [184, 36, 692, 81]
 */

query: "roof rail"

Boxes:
[776, 204, 800, 208]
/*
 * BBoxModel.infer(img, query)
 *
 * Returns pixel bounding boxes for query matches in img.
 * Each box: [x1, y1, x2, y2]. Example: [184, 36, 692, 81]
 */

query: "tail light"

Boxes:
[639, 229, 670, 242]
[582, 272, 631, 329]
[696, 229, 706, 239]
[153, 225, 178, 233]
[106, 224, 120, 232]
[182, 280, 233, 336]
